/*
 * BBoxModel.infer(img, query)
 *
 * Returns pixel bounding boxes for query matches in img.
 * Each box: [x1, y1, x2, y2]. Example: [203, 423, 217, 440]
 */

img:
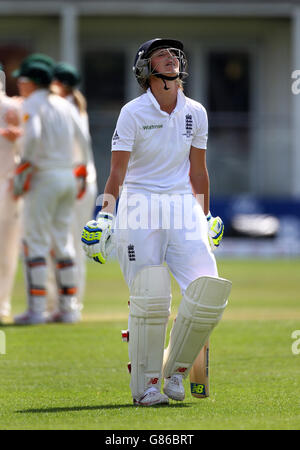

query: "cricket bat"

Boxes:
[189, 339, 209, 398]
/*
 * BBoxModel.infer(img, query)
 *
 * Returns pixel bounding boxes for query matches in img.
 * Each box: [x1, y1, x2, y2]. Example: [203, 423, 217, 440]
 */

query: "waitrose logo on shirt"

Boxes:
[142, 124, 163, 130]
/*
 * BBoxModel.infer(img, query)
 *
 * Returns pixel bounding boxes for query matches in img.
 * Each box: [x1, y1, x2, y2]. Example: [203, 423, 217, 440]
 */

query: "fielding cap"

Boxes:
[53, 62, 81, 87]
[13, 60, 54, 86]
[12, 53, 55, 79]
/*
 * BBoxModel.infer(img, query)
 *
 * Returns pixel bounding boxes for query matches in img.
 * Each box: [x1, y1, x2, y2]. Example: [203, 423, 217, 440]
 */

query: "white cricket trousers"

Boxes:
[22, 168, 77, 312]
[23, 169, 77, 259]
[0, 179, 22, 317]
[115, 191, 218, 292]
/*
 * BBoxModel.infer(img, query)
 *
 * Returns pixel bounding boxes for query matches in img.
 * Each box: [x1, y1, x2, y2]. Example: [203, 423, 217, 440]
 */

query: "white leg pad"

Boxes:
[25, 257, 48, 313]
[163, 276, 231, 379]
[56, 259, 79, 313]
[129, 265, 171, 400]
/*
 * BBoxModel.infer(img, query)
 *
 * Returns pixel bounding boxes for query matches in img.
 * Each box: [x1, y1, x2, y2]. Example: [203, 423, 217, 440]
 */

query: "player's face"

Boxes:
[150, 48, 180, 76]
[17, 78, 37, 98]
[51, 80, 69, 97]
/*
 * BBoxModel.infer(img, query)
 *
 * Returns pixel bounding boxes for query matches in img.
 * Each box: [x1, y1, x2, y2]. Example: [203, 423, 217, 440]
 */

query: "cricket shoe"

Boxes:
[14, 310, 47, 325]
[0, 314, 11, 325]
[47, 310, 81, 324]
[133, 387, 169, 406]
[163, 374, 185, 401]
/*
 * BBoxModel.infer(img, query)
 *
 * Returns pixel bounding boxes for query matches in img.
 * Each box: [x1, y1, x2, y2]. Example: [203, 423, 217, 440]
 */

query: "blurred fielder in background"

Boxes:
[47, 62, 98, 320]
[82, 38, 231, 406]
[0, 63, 22, 324]
[13, 57, 90, 325]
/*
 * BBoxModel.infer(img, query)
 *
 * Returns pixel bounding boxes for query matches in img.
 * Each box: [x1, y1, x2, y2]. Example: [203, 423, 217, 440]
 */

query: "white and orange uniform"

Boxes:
[0, 92, 22, 318]
[19, 89, 89, 316]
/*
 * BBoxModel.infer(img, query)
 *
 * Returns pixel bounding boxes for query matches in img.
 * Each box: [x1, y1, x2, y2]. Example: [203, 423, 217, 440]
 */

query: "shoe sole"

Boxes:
[47, 314, 81, 324]
[163, 388, 185, 401]
[133, 399, 169, 406]
[133, 393, 169, 406]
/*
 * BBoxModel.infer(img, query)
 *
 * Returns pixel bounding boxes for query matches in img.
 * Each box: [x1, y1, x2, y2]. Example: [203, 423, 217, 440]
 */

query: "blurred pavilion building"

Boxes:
[0, 0, 299, 204]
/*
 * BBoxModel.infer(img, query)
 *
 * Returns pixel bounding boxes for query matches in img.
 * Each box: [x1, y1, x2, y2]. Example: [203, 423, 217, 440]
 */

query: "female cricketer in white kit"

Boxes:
[13, 60, 90, 325]
[82, 38, 231, 406]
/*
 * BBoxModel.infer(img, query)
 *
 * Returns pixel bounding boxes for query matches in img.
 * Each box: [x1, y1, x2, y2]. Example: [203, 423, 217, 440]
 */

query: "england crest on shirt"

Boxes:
[183, 114, 193, 138]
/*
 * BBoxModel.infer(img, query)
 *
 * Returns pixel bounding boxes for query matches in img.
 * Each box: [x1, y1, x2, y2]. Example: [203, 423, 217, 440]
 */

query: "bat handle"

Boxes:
[189, 339, 210, 398]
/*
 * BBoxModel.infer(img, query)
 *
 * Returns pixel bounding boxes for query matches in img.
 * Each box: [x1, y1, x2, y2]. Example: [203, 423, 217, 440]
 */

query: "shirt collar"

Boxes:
[27, 88, 49, 101]
[147, 87, 186, 116]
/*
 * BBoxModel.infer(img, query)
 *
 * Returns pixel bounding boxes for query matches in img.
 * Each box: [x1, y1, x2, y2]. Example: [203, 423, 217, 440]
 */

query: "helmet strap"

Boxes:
[154, 73, 179, 91]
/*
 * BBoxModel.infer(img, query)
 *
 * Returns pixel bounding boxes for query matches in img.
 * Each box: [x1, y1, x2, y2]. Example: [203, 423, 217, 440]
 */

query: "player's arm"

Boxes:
[102, 150, 131, 213]
[189, 146, 210, 215]
[0, 104, 22, 142]
[12, 110, 40, 197]
[189, 146, 224, 250]
[0, 127, 22, 142]
[81, 150, 130, 264]
[81, 105, 134, 263]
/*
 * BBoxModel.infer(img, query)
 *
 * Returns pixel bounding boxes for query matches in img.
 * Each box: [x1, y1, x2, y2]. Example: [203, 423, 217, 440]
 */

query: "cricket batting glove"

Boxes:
[81, 212, 114, 264]
[206, 211, 224, 251]
[74, 164, 88, 199]
[13, 160, 33, 198]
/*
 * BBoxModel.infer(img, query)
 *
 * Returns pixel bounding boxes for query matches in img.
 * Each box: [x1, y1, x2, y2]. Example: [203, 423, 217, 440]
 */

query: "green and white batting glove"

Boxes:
[206, 211, 224, 251]
[81, 212, 114, 264]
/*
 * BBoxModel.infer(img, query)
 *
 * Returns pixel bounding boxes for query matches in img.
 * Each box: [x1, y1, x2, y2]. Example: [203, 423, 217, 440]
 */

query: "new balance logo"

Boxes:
[128, 244, 136, 261]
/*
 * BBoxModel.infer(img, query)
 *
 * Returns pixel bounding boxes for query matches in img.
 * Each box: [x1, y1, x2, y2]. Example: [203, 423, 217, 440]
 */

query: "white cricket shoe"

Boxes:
[163, 374, 185, 401]
[0, 314, 11, 325]
[133, 387, 169, 406]
[14, 310, 47, 325]
[47, 310, 81, 324]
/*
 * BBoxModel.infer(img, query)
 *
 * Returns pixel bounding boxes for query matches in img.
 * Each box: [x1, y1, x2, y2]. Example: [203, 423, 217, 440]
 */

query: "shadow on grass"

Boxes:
[16, 403, 191, 414]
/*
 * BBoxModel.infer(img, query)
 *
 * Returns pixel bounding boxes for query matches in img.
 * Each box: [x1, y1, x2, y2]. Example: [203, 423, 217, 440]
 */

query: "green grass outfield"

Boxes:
[0, 258, 300, 430]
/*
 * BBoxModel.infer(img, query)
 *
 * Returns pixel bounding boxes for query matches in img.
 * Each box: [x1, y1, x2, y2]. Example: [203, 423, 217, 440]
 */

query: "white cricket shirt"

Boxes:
[111, 88, 208, 194]
[21, 89, 89, 170]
